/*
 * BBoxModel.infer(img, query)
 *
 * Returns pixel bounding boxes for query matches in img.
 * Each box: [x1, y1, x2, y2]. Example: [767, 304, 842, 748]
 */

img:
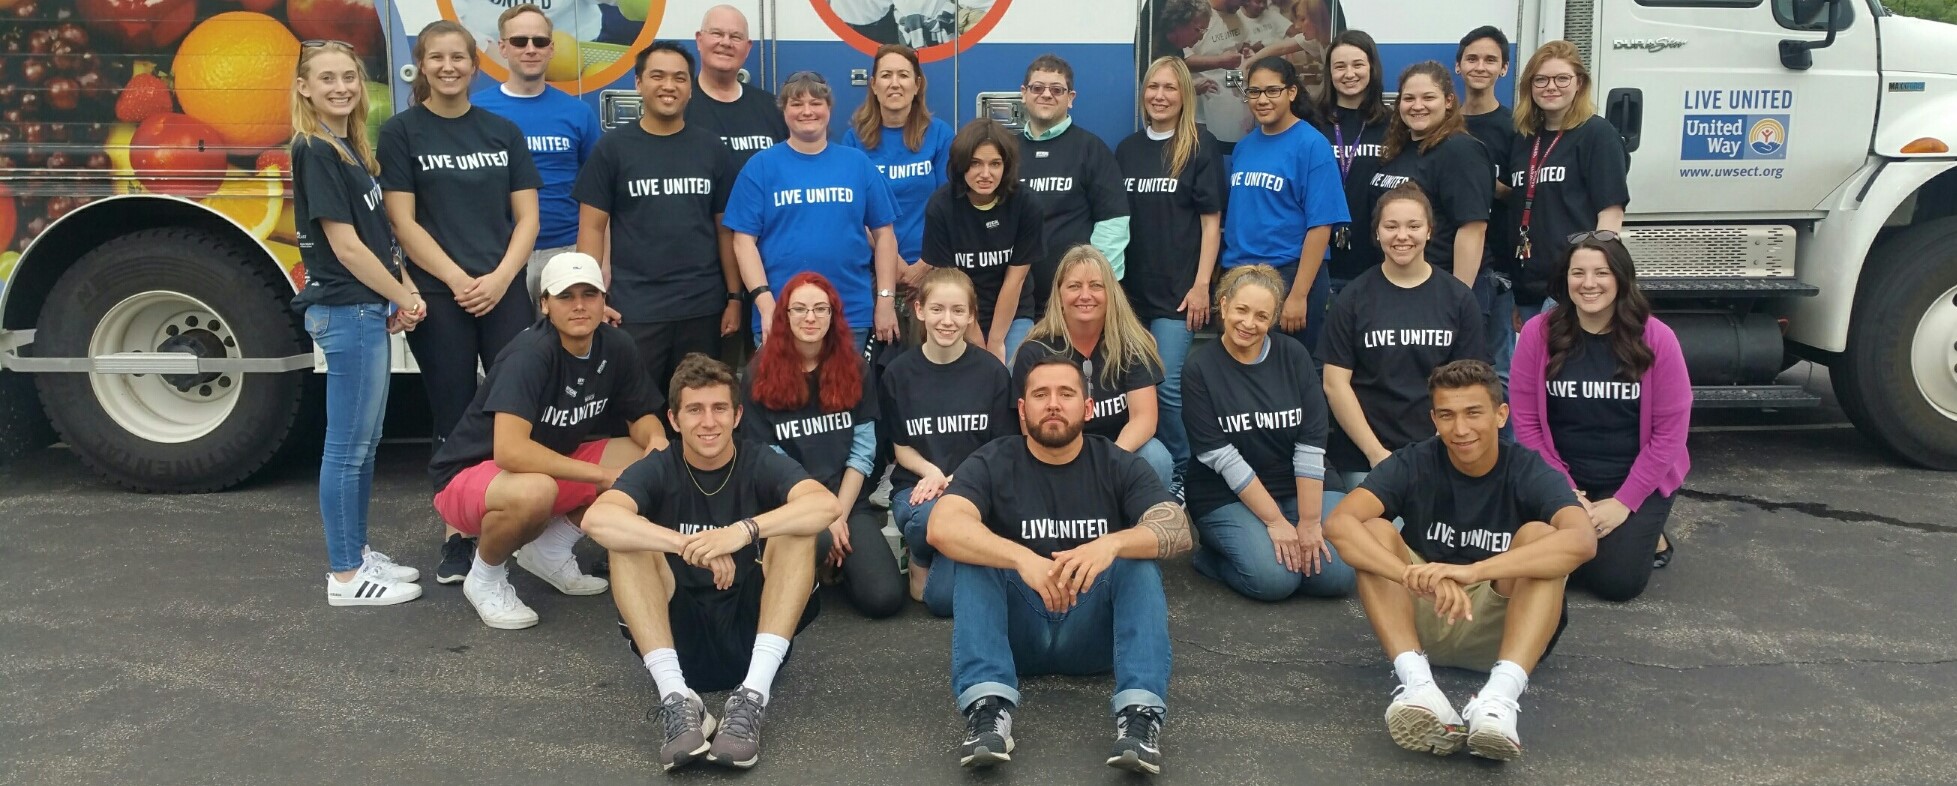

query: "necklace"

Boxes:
[683, 449, 736, 496]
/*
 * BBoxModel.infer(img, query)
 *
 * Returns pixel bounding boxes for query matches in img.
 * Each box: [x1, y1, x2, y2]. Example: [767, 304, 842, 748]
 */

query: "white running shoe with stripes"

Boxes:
[361, 548, 420, 584]
[326, 567, 423, 607]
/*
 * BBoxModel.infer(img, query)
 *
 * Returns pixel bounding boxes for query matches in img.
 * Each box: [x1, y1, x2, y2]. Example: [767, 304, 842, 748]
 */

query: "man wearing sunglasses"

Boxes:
[473, 4, 605, 305]
[1016, 54, 1130, 317]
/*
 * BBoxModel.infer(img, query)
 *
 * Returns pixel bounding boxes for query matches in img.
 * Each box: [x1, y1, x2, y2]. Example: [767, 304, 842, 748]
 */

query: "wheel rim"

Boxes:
[1912, 284, 1957, 421]
[86, 291, 243, 443]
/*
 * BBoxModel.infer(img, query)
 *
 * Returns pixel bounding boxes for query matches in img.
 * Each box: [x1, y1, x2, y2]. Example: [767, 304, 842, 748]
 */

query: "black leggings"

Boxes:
[1570, 491, 1676, 602]
[406, 281, 534, 443]
[815, 507, 906, 619]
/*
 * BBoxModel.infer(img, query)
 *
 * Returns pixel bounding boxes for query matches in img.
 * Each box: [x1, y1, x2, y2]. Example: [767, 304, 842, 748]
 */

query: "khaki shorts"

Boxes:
[1408, 549, 1510, 671]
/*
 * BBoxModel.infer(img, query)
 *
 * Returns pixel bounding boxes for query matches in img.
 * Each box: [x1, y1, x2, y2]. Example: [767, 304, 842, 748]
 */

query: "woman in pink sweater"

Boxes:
[1511, 233, 1690, 601]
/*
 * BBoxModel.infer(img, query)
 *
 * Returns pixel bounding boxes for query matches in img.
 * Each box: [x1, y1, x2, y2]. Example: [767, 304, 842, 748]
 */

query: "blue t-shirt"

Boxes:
[724, 142, 898, 337]
[473, 85, 602, 249]
[1222, 120, 1350, 268]
[838, 117, 953, 262]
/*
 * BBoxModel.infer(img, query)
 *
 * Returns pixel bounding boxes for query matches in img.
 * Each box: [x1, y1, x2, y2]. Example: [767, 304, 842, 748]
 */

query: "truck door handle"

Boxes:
[1606, 87, 1643, 153]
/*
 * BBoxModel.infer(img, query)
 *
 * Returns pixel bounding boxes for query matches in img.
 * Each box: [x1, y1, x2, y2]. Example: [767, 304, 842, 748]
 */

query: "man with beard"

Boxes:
[926, 355, 1193, 775]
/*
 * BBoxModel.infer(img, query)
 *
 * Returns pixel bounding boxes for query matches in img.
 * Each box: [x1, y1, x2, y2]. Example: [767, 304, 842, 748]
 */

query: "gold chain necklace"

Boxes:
[683, 448, 736, 496]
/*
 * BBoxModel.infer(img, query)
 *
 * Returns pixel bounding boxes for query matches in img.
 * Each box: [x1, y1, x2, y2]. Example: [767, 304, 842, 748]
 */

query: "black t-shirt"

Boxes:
[1114, 127, 1225, 321]
[1319, 266, 1487, 472]
[1319, 107, 1388, 281]
[572, 122, 735, 323]
[946, 434, 1175, 558]
[684, 85, 789, 174]
[613, 443, 811, 590]
[1012, 336, 1164, 442]
[428, 322, 661, 490]
[1018, 124, 1129, 314]
[1181, 335, 1328, 517]
[1368, 133, 1494, 277]
[921, 186, 1045, 326]
[878, 345, 1016, 490]
[1363, 436, 1580, 565]
[1464, 107, 1518, 277]
[377, 105, 544, 293]
[1506, 116, 1631, 304]
[291, 135, 397, 307]
[1544, 331, 1642, 491]
[738, 362, 879, 499]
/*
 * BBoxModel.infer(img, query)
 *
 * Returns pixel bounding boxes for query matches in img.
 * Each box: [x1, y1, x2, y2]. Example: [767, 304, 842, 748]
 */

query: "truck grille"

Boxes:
[1624, 225, 1797, 279]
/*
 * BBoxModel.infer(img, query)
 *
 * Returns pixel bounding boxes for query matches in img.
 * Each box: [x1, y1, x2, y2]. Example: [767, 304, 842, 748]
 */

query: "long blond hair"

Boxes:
[1025, 245, 1163, 389]
[288, 42, 378, 174]
[1141, 56, 1201, 179]
[1514, 41, 1597, 135]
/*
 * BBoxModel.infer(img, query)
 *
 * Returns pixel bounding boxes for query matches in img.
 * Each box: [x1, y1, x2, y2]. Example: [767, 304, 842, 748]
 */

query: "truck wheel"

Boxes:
[1835, 217, 1957, 470]
[34, 228, 312, 491]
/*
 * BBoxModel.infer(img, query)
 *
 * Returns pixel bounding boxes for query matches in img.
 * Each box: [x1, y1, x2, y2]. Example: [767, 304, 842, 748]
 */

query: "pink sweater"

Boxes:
[1511, 312, 1692, 511]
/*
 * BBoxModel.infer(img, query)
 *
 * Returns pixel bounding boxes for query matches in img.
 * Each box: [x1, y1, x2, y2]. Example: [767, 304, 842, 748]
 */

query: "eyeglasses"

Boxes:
[1567, 230, 1620, 244]
[302, 39, 354, 49]
[1023, 83, 1071, 96]
[786, 70, 828, 85]
[505, 35, 553, 49]
[1531, 73, 1578, 88]
[1243, 85, 1293, 100]
[787, 304, 833, 319]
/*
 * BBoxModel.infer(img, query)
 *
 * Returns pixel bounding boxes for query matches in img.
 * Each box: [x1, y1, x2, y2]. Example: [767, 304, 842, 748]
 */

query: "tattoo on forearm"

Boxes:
[1140, 502, 1194, 558]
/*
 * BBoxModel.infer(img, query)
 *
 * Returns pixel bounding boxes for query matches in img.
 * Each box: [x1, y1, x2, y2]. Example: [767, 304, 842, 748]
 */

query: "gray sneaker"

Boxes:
[653, 692, 716, 771]
[706, 687, 767, 769]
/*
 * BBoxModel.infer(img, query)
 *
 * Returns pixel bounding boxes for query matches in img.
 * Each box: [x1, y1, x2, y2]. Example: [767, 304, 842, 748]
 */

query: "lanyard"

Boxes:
[1518, 130, 1565, 233]
[1332, 115, 1365, 182]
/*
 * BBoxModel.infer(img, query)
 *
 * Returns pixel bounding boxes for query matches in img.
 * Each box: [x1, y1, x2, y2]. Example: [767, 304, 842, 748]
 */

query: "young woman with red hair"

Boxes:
[741, 273, 905, 618]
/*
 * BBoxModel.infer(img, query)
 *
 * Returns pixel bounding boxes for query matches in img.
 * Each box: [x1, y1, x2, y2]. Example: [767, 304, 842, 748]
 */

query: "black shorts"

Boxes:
[618, 570, 821, 692]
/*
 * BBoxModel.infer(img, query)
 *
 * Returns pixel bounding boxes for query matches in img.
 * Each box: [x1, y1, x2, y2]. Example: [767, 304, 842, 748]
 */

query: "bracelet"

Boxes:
[739, 517, 759, 544]
[747, 284, 771, 299]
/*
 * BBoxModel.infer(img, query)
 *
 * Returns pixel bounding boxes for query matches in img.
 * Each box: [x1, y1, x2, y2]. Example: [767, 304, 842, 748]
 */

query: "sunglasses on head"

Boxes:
[1568, 230, 1621, 244]
[505, 35, 553, 49]
[302, 39, 354, 50]
[786, 70, 828, 84]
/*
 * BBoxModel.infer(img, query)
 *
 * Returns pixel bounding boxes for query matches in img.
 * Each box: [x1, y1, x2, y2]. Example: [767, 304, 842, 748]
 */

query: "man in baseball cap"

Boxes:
[428, 251, 672, 630]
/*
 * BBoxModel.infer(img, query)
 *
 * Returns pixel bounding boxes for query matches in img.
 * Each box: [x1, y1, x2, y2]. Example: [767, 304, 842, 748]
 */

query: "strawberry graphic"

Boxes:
[256, 149, 291, 172]
[115, 73, 175, 123]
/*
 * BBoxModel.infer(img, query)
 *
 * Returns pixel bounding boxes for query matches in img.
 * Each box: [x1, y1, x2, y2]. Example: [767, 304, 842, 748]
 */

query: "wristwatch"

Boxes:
[876, 288, 896, 299]
[725, 292, 742, 302]
[747, 284, 771, 299]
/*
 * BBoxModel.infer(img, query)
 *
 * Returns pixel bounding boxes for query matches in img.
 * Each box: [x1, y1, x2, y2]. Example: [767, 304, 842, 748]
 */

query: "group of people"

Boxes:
[286, 3, 1692, 774]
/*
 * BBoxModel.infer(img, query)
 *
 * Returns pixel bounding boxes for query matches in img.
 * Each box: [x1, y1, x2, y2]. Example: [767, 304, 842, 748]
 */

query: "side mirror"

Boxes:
[1778, 0, 1840, 70]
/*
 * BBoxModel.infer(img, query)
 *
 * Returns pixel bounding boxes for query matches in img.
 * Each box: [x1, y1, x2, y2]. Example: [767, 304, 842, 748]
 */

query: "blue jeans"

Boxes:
[1191, 495, 1356, 601]
[1485, 285, 1515, 386]
[1003, 317, 1034, 363]
[1134, 438, 1175, 492]
[1147, 318, 1194, 478]
[893, 489, 954, 617]
[1322, 469, 1405, 532]
[952, 559, 1171, 715]
[1273, 262, 1333, 359]
[306, 303, 392, 572]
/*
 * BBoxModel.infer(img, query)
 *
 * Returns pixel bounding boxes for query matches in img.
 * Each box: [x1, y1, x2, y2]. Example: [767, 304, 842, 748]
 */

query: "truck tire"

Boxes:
[1834, 217, 1957, 470]
[33, 228, 313, 491]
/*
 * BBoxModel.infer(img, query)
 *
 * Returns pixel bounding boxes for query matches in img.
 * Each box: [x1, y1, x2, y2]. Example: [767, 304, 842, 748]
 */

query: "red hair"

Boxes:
[750, 272, 863, 413]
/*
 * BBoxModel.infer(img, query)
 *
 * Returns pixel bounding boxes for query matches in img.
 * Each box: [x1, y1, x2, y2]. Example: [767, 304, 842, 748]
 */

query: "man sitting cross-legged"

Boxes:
[927, 355, 1195, 775]
[1325, 359, 1595, 762]
[581, 352, 838, 772]
[428, 252, 668, 630]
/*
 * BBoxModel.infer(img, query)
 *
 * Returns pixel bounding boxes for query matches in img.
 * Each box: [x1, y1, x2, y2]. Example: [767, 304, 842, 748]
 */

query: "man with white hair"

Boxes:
[687, 5, 789, 174]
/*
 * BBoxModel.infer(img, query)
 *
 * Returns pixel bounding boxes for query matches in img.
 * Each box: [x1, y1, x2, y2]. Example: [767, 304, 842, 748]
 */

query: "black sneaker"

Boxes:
[959, 696, 1015, 768]
[437, 534, 476, 585]
[1107, 704, 1164, 774]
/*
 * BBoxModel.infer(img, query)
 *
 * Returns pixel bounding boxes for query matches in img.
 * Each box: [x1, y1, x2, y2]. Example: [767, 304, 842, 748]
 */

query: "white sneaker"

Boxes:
[464, 575, 540, 630]
[361, 548, 420, 583]
[515, 547, 609, 595]
[326, 568, 423, 607]
[1461, 693, 1524, 761]
[1385, 681, 1466, 755]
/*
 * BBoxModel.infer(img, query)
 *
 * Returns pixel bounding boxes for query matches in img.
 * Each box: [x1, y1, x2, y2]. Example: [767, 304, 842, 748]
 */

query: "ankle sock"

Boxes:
[1394, 651, 1434, 688]
[741, 634, 791, 703]
[643, 648, 690, 699]
[470, 553, 507, 583]
[1482, 660, 1529, 704]
[529, 517, 583, 560]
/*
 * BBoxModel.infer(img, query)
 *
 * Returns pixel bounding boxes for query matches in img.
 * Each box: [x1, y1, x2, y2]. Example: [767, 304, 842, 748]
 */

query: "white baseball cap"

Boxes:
[540, 251, 607, 296]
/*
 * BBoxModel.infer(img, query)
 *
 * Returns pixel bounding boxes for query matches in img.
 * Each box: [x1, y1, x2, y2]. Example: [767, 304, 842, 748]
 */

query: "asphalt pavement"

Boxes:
[4, 368, 1955, 785]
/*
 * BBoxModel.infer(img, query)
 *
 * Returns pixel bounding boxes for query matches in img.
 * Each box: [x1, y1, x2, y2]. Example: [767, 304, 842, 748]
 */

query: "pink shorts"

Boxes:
[433, 439, 612, 536]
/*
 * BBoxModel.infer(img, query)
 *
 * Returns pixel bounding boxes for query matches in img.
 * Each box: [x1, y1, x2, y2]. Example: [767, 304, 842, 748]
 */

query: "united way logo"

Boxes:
[1747, 117, 1787, 157]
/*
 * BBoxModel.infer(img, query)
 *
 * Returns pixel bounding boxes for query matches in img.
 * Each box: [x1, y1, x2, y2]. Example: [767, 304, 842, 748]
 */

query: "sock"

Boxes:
[643, 648, 690, 699]
[740, 634, 791, 704]
[470, 553, 507, 583]
[529, 517, 583, 561]
[1482, 660, 1529, 703]
[1393, 651, 1434, 688]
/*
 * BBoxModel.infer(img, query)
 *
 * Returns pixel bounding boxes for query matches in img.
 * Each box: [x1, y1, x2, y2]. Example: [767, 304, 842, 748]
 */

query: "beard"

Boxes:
[1026, 414, 1083, 449]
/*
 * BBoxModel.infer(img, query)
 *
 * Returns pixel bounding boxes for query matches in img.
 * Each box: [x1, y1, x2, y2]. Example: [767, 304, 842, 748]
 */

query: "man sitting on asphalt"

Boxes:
[1325, 359, 1594, 762]
[581, 353, 837, 772]
[927, 355, 1194, 775]
[428, 252, 667, 630]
